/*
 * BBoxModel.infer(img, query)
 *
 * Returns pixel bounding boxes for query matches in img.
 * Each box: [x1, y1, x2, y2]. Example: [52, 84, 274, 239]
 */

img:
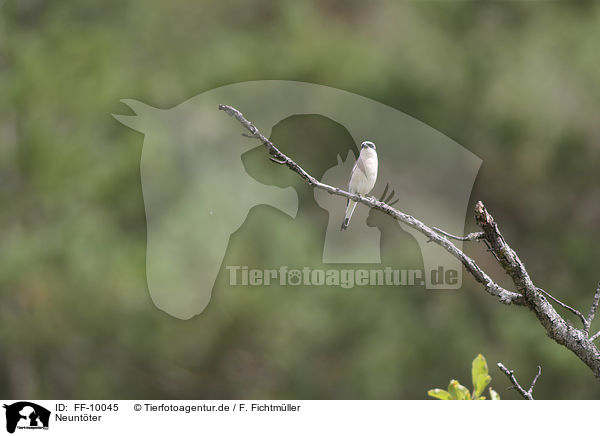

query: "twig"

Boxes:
[535, 287, 586, 326]
[219, 104, 319, 187]
[269, 156, 287, 165]
[584, 282, 600, 336]
[431, 227, 484, 242]
[497, 363, 541, 400]
[219, 104, 600, 378]
[591, 330, 600, 342]
[530, 366, 542, 394]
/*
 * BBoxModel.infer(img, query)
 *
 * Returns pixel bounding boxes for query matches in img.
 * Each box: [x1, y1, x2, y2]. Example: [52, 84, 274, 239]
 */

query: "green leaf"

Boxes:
[471, 354, 489, 386]
[471, 354, 491, 397]
[473, 374, 492, 398]
[428, 389, 451, 400]
[448, 380, 471, 400]
[489, 387, 501, 400]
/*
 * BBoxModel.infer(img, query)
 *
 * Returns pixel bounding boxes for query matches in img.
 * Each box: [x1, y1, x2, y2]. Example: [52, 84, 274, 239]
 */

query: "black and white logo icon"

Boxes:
[3, 402, 50, 434]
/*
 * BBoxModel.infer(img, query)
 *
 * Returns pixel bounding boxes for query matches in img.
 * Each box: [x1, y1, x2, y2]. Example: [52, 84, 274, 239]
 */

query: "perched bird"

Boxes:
[341, 141, 378, 230]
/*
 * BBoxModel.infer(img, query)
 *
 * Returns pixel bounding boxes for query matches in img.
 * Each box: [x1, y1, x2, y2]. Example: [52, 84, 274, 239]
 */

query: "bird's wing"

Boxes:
[347, 153, 367, 205]
[351, 154, 367, 179]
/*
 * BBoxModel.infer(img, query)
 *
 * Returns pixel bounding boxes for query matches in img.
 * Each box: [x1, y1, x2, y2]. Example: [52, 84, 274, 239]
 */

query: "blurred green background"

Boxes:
[1, 0, 600, 399]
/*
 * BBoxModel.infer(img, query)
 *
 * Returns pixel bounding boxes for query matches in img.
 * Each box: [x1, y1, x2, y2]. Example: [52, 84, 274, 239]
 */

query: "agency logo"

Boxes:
[114, 80, 481, 319]
[3, 402, 50, 433]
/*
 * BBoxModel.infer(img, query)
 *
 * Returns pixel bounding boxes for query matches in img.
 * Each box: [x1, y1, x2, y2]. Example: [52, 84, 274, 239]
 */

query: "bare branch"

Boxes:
[473, 202, 600, 377]
[584, 282, 600, 336]
[530, 365, 542, 394]
[497, 363, 540, 400]
[219, 104, 523, 305]
[219, 104, 600, 378]
[591, 330, 600, 342]
[535, 287, 586, 326]
[219, 104, 319, 187]
[476, 205, 590, 331]
[431, 227, 484, 242]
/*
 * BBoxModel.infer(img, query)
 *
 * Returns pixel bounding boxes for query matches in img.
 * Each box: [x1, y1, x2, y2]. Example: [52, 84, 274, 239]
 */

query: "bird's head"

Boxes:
[361, 141, 376, 151]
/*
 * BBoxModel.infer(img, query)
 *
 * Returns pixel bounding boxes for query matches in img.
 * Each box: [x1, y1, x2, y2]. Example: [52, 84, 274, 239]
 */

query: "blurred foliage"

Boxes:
[1, 0, 600, 399]
[428, 354, 500, 400]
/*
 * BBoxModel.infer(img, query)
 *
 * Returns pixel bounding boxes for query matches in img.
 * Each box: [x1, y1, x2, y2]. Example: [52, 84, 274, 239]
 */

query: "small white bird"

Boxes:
[341, 141, 378, 230]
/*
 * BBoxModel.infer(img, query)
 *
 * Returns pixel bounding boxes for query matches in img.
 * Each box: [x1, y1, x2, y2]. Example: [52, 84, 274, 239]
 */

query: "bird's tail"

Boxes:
[341, 199, 358, 230]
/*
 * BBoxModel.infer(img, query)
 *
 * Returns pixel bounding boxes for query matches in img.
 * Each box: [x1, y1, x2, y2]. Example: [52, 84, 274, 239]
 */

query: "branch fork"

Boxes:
[497, 362, 541, 400]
